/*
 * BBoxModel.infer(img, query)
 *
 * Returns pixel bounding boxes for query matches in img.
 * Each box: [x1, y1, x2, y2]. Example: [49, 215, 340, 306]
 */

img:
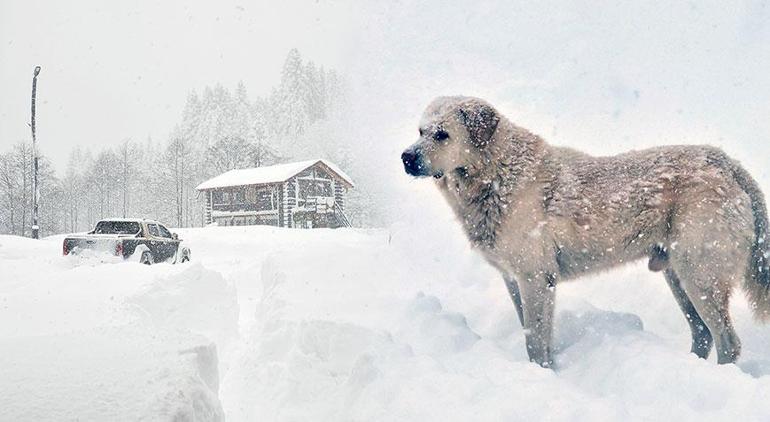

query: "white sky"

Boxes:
[2, 0, 769, 182]
[0, 0, 357, 168]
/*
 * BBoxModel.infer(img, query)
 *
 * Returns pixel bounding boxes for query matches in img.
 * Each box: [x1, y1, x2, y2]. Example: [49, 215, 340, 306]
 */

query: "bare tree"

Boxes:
[166, 137, 193, 227]
[0, 153, 18, 235]
[0, 143, 61, 236]
[116, 139, 140, 218]
[13, 143, 32, 236]
[61, 148, 87, 232]
[88, 150, 118, 220]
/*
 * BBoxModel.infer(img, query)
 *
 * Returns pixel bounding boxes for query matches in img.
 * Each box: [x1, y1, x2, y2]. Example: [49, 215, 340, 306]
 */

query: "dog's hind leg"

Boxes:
[666, 197, 747, 364]
[663, 268, 713, 359]
[682, 279, 740, 364]
[503, 275, 525, 327]
[684, 283, 741, 363]
[519, 272, 556, 368]
[670, 256, 741, 364]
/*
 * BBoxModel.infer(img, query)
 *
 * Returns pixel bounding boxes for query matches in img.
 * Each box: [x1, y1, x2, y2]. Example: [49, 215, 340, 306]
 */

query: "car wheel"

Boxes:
[140, 251, 153, 265]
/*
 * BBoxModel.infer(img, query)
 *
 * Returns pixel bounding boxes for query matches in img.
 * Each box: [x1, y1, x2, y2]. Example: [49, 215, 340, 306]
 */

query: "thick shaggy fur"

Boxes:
[402, 96, 770, 367]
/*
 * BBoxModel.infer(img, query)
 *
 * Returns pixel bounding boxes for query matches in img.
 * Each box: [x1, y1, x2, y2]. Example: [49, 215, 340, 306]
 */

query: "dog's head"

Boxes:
[401, 96, 500, 179]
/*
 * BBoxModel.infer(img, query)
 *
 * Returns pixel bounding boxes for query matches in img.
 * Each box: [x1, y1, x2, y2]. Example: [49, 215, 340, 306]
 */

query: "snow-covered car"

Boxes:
[62, 219, 191, 264]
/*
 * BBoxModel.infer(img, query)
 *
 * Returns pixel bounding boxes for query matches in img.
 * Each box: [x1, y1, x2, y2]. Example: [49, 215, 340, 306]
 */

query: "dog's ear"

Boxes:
[457, 102, 499, 148]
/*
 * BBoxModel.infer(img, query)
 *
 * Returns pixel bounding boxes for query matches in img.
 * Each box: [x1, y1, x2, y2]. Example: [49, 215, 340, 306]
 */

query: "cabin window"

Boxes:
[213, 191, 226, 205]
[245, 186, 257, 203]
[298, 180, 332, 199]
[314, 168, 331, 179]
[255, 188, 274, 211]
[233, 190, 245, 204]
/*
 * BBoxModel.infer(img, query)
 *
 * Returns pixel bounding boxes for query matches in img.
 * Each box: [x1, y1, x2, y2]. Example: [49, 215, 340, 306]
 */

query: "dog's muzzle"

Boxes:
[401, 148, 431, 177]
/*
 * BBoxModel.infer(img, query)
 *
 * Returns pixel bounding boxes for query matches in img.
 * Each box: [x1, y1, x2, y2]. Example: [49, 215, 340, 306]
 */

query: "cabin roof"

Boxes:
[195, 159, 354, 190]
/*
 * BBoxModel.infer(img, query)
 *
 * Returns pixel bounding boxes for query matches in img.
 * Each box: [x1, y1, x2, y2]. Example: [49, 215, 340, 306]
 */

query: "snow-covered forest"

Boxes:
[0, 49, 366, 235]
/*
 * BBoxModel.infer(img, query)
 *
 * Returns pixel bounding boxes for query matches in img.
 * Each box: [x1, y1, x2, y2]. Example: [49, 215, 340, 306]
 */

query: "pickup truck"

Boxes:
[62, 219, 191, 264]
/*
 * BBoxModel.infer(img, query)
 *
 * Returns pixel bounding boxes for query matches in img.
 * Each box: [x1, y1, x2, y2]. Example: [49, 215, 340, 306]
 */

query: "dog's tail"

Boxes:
[712, 150, 770, 321]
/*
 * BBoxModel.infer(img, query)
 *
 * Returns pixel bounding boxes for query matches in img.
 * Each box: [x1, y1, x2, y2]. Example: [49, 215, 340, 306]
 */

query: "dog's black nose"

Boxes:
[402, 150, 423, 176]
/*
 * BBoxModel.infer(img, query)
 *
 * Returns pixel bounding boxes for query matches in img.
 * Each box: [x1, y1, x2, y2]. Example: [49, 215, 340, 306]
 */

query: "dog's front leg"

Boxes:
[503, 275, 525, 327]
[520, 272, 556, 368]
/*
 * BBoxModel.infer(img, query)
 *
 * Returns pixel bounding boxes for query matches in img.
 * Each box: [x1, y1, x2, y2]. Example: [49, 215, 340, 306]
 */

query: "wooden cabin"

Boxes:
[195, 159, 354, 228]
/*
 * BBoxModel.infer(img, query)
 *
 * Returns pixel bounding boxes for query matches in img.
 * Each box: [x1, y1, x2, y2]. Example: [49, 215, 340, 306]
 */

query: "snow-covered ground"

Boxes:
[2, 224, 770, 421]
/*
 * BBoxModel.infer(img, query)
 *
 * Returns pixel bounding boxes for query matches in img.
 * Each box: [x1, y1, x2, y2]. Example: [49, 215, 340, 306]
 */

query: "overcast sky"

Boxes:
[2, 0, 769, 182]
[0, 0, 357, 168]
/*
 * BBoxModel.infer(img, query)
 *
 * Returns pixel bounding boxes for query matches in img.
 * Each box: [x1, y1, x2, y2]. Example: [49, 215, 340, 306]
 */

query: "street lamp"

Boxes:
[31, 65, 41, 239]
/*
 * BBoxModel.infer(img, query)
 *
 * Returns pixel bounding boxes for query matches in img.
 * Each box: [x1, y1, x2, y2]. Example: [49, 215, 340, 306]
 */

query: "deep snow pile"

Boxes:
[2, 224, 770, 421]
[188, 225, 770, 421]
[0, 235, 232, 421]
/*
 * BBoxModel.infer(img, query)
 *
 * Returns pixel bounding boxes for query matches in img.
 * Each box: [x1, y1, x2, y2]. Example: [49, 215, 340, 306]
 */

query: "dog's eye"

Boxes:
[433, 130, 449, 142]
[419, 128, 425, 137]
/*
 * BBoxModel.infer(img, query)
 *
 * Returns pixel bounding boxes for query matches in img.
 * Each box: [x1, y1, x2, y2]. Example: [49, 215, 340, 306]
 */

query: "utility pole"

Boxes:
[31, 65, 41, 239]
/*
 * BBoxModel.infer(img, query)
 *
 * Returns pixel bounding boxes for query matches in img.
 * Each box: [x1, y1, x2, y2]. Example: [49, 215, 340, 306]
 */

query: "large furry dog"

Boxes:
[402, 96, 770, 367]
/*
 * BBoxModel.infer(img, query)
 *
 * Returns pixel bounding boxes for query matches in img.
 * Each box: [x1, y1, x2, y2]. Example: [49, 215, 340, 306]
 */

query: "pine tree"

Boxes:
[233, 81, 253, 142]
[207, 136, 254, 173]
[304, 61, 324, 123]
[180, 90, 203, 146]
[274, 49, 311, 138]
[251, 97, 269, 144]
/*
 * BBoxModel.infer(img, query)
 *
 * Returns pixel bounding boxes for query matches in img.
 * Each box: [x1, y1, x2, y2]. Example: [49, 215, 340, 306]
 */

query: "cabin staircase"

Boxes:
[332, 202, 352, 228]
[303, 197, 352, 228]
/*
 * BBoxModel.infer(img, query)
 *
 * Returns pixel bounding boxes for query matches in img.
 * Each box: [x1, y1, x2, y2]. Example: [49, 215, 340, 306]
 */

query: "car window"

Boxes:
[94, 221, 140, 235]
[158, 225, 173, 238]
[148, 224, 161, 237]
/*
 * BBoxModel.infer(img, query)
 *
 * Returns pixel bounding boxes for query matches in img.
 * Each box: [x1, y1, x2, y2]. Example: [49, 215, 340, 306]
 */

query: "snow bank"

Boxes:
[0, 327, 223, 421]
[129, 262, 239, 349]
[0, 235, 234, 421]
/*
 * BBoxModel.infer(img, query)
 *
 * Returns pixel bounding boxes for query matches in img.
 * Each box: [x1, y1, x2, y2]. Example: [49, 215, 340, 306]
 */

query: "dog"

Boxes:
[402, 96, 770, 367]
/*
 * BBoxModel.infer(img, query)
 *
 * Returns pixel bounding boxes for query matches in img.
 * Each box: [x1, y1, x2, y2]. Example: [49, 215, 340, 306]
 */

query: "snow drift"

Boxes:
[207, 225, 770, 421]
[0, 235, 232, 422]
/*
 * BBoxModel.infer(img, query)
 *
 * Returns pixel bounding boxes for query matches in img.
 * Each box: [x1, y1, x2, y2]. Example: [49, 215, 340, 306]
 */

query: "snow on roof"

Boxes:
[98, 218, 162, 224]
[196, 159, 355, 190]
